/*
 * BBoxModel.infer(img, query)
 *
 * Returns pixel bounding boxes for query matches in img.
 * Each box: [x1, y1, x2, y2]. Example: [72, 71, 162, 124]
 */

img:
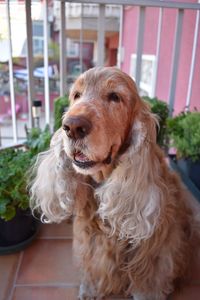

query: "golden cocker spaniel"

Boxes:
[30, 67, 200, 300]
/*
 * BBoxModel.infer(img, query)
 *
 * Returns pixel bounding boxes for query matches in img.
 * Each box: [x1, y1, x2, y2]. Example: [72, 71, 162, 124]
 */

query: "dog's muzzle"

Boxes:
[63, 115, 113, 170]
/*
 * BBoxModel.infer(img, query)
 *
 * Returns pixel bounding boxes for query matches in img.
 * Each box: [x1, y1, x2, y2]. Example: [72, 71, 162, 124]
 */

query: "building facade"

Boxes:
[121, 2, 200, 114]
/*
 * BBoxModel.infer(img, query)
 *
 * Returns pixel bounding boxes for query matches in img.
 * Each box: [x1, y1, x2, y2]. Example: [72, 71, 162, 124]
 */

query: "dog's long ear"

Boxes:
[29, 129, 77, 223]
[131, 99, 158, 151]
[97, 99, 165, 247]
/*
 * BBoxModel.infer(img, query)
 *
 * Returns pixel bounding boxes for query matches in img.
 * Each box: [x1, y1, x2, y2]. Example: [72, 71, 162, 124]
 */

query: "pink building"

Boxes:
[121, 1, 200, 115]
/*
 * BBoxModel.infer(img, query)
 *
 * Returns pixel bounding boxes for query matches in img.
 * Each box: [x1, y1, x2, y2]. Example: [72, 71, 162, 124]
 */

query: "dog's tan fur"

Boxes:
[30, 67, 200, 300]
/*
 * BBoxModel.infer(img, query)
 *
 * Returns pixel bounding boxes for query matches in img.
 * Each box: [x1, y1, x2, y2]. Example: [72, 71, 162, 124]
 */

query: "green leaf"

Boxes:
[0, 198, 10, 215]
[2, 206, 16, 221]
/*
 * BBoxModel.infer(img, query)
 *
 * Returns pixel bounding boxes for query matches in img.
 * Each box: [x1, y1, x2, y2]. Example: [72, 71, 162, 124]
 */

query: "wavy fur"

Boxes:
[30, 130, 78, 223]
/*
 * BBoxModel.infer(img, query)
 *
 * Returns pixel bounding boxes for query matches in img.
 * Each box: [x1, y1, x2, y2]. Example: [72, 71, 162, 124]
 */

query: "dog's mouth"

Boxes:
[73, 151, 97, 169]
[72, 148, 113, 170]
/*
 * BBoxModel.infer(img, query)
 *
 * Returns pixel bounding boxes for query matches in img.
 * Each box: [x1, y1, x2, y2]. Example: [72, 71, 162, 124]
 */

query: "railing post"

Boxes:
[79, 3, 84, 73]
[60, 0, 67, 97]
[168, 9, 184, 116]
[117, 5, 124, 69]
[135, 6, 146, 89]
[152, 7, 163, 98]
[6, 0, 17, 143]
[43, 0, 50, 125]
[25, 0, 34, 128]
[185, 9, 200, 110]
[97, 4, 105, 66]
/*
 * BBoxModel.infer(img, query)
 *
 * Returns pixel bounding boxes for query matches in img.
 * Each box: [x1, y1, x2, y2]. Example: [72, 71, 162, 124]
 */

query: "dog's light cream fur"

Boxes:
[30, 67, 200, 300]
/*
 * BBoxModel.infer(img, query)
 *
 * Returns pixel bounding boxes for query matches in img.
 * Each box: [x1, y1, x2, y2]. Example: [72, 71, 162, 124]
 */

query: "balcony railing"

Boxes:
[0, 0, 200, 147]
[54, 2, 121, 18]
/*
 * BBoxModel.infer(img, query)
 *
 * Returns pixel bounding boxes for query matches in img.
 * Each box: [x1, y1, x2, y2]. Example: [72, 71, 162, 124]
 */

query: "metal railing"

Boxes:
[1, 0, 200, 146]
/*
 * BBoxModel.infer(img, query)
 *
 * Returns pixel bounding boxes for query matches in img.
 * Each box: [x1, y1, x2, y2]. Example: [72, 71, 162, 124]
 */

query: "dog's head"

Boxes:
[30, 67, 158, 225]
[61, 67, 152, 177]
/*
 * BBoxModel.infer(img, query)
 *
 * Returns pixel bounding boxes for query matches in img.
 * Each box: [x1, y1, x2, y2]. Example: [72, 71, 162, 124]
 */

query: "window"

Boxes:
[33, 22, 43, 37]
[130, 54, 156, 97]
[67, 39, 79, 57]
[33, 37, 44, 55]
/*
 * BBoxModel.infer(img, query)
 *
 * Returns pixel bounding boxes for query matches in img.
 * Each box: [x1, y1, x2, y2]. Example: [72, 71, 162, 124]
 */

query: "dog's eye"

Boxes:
[74, 92, 81, 100]
[107, 92, 120, 103]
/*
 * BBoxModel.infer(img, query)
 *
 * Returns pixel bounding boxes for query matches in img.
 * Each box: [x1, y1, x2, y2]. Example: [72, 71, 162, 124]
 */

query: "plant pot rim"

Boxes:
[0, 221, 39, 255]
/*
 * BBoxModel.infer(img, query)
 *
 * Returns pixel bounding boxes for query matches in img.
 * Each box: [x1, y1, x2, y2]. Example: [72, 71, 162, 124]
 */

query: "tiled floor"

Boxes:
[0, 221, 79, 300]
[0, 220, 200, 300]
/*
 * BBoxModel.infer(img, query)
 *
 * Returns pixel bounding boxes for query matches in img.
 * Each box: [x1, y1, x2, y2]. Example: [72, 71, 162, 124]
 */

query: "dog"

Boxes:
[30, 67, 200, 300]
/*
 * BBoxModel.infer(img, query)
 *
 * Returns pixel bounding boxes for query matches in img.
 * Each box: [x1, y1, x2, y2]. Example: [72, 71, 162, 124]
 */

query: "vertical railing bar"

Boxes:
[117, 5, 123, 69]
[25, 0, 34, 128]
[97, 4, 105, 66]
[79, 3, 83, 73]
[60, 0, 66, 97]
[185, 9, 200, 110]
[135, 6, 146, 89]
[6, 0, 17, 144]
[168, 9, 184, 116]
[152, 7, 163, 97]
[43, 0, 50, 125]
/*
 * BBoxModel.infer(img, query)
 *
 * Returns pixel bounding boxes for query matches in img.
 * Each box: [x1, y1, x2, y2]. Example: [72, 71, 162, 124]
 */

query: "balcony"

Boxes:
[1, 0, 200, 146]
[0, 1, 200, 300]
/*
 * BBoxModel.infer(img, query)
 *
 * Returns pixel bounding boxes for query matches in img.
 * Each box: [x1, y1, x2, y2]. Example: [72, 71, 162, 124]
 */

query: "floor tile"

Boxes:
[0, 253, 20, 300]
[16, 239, 78, 285]
[39, 220, 73, 239]
[12, 286, 78, 300]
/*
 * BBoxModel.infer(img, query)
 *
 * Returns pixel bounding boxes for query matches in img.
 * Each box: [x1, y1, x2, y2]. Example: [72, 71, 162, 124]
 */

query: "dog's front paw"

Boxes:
[132, 292, 168, 300]
[78, 283, 103, 300]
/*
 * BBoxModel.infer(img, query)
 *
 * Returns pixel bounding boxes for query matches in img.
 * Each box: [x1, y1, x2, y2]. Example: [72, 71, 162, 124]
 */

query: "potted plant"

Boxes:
[167, 111, 200, 190]
[143, 96, 169, 148]
[0, 126, 51, 254]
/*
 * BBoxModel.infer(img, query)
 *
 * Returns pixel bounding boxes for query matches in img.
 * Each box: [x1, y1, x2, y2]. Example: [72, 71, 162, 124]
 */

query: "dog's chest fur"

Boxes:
[73, 181, 133, 295]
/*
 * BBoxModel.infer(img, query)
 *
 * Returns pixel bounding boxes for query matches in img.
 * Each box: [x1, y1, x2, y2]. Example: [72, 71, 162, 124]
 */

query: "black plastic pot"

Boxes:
[169, 157, 200, 203]
[177, 159, 200, 190]
[189, 161, 200, 191]
[0, 208, 39, 255]
[177, 159, 189, 177]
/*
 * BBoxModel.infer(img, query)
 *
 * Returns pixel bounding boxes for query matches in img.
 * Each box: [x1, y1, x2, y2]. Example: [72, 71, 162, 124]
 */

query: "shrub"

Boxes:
[0, 149, 32, 220]
[143, 96, 169, 147]
[54, 95, 69, 131]
[167, 112, 200, 162]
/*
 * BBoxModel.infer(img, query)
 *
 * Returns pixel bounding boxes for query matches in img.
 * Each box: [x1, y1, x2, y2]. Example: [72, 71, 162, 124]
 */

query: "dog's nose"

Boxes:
[63, 116, 92, 140]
